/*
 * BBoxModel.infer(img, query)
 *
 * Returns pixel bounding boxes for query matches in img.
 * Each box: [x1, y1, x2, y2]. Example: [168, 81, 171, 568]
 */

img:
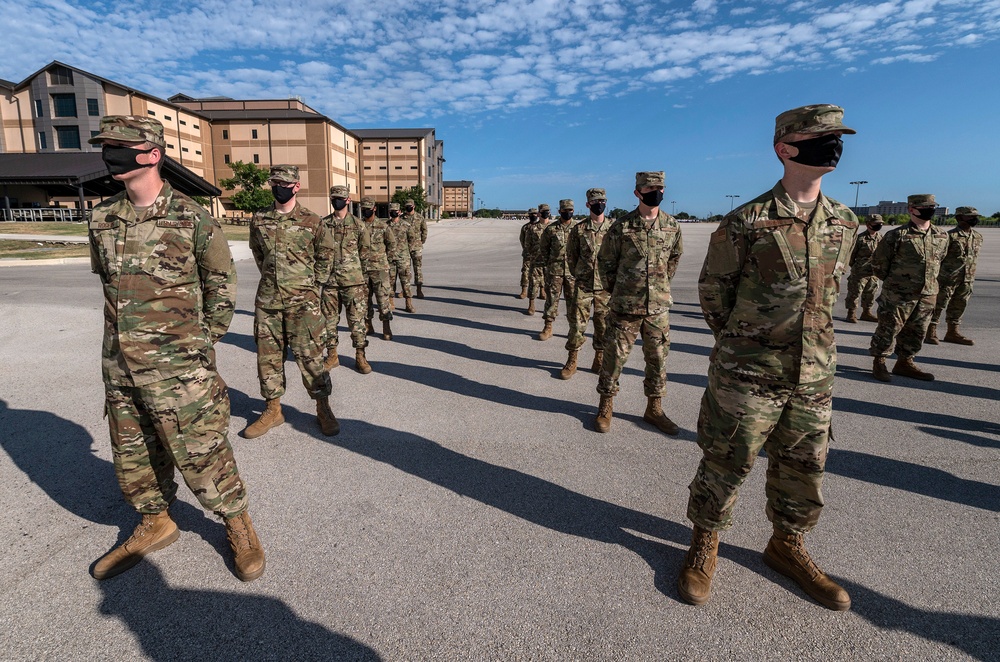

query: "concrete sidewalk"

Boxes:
[0, 233, 254, 266]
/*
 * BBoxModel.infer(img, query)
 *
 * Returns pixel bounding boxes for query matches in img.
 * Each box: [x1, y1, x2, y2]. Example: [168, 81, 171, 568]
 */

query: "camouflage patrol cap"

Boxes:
[528, 207, 538, 214]
[586, 188, 607, 202]
[360, 196, 376, 209]
[269, 165, 299, 183]
[389, 202, 400, 211]
[635, 172, 665, 189]
[907, 193, 936, 207]
[405, 198, 415, 206]
[868, 214, 883, 223]
[329, 184, 349, 198]
[538, 204, 551, 212]
[559, 199, 574, 211]
[955, 206, 979, 216]
[88, 115, 166, 147]
[774, 104, 856, 144]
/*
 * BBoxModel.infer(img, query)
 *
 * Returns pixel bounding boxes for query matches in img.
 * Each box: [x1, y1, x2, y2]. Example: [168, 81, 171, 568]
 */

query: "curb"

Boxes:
[0, 257, 91, 267]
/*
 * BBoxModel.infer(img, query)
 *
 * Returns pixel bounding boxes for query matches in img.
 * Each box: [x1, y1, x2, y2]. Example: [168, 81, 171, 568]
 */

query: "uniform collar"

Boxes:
[770, 181, 836, 224]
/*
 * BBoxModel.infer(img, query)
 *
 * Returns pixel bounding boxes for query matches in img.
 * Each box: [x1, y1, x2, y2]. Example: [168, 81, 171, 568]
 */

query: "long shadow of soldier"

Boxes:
[97, 562, 381, 661]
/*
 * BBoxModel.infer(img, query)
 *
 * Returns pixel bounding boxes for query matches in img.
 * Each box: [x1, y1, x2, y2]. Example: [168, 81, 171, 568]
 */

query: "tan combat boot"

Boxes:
[845, 308, 857, 323]
[537, 320, 553, 341]
[559, 350, 578, 380]
[355, 348, 372, 374]
[382, 319, 393, 341]
[925, 322, 939, 345]
[526, 299, 536, 316]
[416, 284, 425, 299]
[860, 306, 878, 322]
[763, 528, 850, 611]
[92, 510, 179, 580]
[643, 396, 679, 435]
[316, 396, 340, 436]
[595, 395, 613, 433]
[323, 351, 340, 371]
[244, 398, 284, 439]
[591, 350, 604, 373]
[943, 322, 974, 345]
[518, 286, 527, 299]
[892, 354, 934, 381]
[405, 297, 416, 313]
[224, 510, 266, 582]
[872, 357, 891, 382]
[677, 526, 719, 606]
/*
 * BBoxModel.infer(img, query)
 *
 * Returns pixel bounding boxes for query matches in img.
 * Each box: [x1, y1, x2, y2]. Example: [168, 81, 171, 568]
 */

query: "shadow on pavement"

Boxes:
[835, 364, 1000, 401]
[391, 335, 561, 370]
[915, 425, 1000, 449]
[406, 312, 536, 338]
[98, 562, 381, 661]
[431, 284, 512, 298]
[834, 396, 1000, 436]
[421, 294, 525, 314]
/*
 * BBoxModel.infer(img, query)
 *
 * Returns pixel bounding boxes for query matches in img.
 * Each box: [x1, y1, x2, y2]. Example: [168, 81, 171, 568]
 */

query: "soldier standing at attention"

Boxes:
[387, 203, 416, 312]
[679, 105, 858, 611]
[561, 188, 612, 379]
[518, 208, 540, 299]
[536, 199, 577, 341]
[523, 206, 548, 315]
[246, 166, 338, 438]
[844, 214, 883, 322]
[360, 196, 396, 341]
[87, 116, 264, 582]
[402, 198, 428, 298]
[926, 206, 983, 346]
[594, 173, 682, 434]
[321, 185, 374, 374]
[868, 194, 949, 382]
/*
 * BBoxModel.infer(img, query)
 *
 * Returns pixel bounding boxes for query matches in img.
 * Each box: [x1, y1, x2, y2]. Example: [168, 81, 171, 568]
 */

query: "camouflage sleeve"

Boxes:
[538, 229, 552, 266]
[519, 224, 528, 252]
[597, 224, 620, 294]
[421, 218, 428, 244]
[358, 218, 373, 266]
[870, 231, 895, 282]
[314, 221, 335, 286]
[566, 227, 580, 276]
[698, 217, 745, 338]
[197, 217, 237, 343]
[88, 232, 102, 276]
[249, 214, 264, 271]
[848, 235, 861, 267]
[667, 228, 683, 280]
[384, 223, 396, 258]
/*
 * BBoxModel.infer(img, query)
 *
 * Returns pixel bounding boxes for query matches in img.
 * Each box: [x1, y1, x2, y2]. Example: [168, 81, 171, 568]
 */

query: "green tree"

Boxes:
[708, 214, 724, 223]
[676, 211, 690, 219]
[391, 186, 428, 213]
[991, 211, 1000, 219]
[218, 161, 274, 213]
[609, 207, 629, 220]
[191, 195, 210, 208]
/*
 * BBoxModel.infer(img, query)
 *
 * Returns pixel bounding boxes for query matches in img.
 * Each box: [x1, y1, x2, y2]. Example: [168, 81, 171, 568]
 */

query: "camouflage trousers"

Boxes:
[390, 258, 412, 299]
[520, 258, 531, 288]
[105, 367, 248, 518]
[932, 280, 973, 325]
[686, 365, 834, 534]
[869, 292, 935, 358]
[410, 250, 424, 286]
[321, 283, 369, 351]
[566, 285, 610, 352]
[845, 272, 879, 310]
[527, 263, 545, 299]
[255, 298, 332, 401]
[543, 273, 575, 322]
[596, 310, 670, 397]
[365, 270, 393, 322]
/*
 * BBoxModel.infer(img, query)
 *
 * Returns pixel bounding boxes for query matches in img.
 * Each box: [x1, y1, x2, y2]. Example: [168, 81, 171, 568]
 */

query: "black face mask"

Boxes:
[540, 211, 550, 219]
[784, 134, 843, 168]
[639, 190, 664, 207]
[870, 223, 883, 231]
[590, 202, 606, 216]
[913, 207, 936, 221]
[332, 198, 348, 211]
[965, 218, 979, 227]
[271, 185, 295, 204]
[102, 145, 155, 175]
[362, 208, 374, 219]
[528, 214, 538, 222]
[559, 210, 573, 220]
[405, 205, 414, 212]
[390, 211, 400, 219]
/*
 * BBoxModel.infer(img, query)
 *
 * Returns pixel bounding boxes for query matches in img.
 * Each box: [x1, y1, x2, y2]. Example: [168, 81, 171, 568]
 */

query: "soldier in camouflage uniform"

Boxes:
[844, 214, 883, 322]
[594, 174, 682, 434]
[561, 188, 612, 379]
[679, 105, 858, 612]
[86, 116, 264, 583]
[387, 203, 416, 313]
[402, 198, 429, 298]
[926, 206, 983, 346]
[868, 194, 950, 382]
[523, 206, 548, 314]
[321, 185, 374, 374]
[536, 199, 577, 341]
[360, 196, 396, 341]
[518, 208, 540, 299]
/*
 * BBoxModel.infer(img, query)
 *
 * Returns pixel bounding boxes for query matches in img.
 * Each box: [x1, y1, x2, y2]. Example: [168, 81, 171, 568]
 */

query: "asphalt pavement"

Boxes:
[1, 219, 997, 661]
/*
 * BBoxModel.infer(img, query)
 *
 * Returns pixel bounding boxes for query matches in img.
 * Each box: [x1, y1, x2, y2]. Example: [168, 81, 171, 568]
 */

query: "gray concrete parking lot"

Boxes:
[1, 219, 997, 660]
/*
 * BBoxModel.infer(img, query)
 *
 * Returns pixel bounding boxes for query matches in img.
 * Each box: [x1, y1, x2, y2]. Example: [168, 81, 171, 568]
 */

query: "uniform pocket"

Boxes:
[143, 232, 193, 283]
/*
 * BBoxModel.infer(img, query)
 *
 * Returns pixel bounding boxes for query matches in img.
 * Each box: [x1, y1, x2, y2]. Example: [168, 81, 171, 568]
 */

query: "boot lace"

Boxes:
[786, 535, 822, 579]
[227, 516, 252, 553]
[687, 532, 715, 570]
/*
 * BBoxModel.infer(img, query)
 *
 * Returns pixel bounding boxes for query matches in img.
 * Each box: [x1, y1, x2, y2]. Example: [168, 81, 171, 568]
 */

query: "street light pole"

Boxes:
[671, 200, 676, 215]
[726, 194, 740, 211]
[849, 180, 868, 209]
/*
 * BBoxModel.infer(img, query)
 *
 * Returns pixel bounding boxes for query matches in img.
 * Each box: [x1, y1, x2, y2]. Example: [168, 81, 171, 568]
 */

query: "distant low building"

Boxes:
[443, 180, 474, 217]
[851, 200, 949, 219]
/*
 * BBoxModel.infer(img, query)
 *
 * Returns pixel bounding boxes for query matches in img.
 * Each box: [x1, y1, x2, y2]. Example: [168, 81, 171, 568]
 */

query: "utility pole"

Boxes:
[726, 194, 740, 211]
[849, 180, 868, 209]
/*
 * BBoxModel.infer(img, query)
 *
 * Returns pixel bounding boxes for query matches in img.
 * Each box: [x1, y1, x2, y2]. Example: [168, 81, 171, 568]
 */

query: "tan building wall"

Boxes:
[443, 182, 474, 215]
[359, 138, 424, 203]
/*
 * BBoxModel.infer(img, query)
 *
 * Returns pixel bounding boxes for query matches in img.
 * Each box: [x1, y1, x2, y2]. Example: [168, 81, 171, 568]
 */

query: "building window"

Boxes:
[38, 131, 47, 149]
[224, 154, 231, 164]
[166, 143, 175, 149]
[252, 129, 258, 139]
[411, 166, 417, 170]
[222, 129, 229, 140]
[147, 110, 156, 116]
[87, 98, 100, 116]
[193, 124, 199, 130]
[49, 65, 73, 85]
[363, 145, 370, 150]
[253, 154, 259, 164]
[195, 150, 201, 155]
[91, 130, 100, 138]
[55, 125, 81, 149]
[395, 166, 402, 170]
[164, 115, 172, 121]
[179, 119, 187, 126]
[410, 145, 417, 149]
[379, 166, 386, 170]
[365, 186, 372, 190]
[378, 146, 385, 150]
[34, 99, 43, 117]
[181, 147, 189, 153]
[394, 146, 402, 150]
[395, 186, 402, 190]
[52, 94, 77, 117]
[363, 166, 371, 170]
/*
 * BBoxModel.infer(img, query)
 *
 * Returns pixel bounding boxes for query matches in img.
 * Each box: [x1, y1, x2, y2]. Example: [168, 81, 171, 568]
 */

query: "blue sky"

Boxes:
[3, 0, 999, 215]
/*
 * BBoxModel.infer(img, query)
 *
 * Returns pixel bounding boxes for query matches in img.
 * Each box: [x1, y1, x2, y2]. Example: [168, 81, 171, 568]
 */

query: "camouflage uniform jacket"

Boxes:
[404, 212, 428, 247]
[599, 209, 683, 317]
[519, 221, 532, 258]
[522, 221, 546, 260]
[699, 182, 857, 384]
[362, 217, 395, 273]
[939, 227, 983, 285]
[387, 219, 410, 262]
[567, 217, 612, 291]
[251, 202, 332, 310]
[536, 220, 575, 275]
[321, 212, 371, 288]
[88, 182, 236, 387]
[848, 230, 881, 277]
[871, 222, 949, 298]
